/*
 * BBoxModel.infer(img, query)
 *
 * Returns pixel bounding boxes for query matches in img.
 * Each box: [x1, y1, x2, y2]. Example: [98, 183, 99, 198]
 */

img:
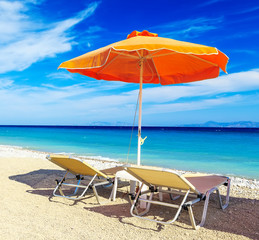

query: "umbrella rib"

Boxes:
[151, 57, 161, 84]
[111, 49, 218, 68]
[136, 50, 142, 58]
[145, 50, 162, 58]
[150, 51, 218, 67]
[146, 51, 178, 58]
[110, 49, 140, 59]
[187, 54, 218, 67]
[96, 52, 121, 75]
[97, 50, 141, 75]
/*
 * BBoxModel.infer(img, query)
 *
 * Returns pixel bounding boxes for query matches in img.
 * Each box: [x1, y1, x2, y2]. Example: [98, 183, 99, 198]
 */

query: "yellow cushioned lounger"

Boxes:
[47, 154, 123, 204]
[125, 165, 231, 230]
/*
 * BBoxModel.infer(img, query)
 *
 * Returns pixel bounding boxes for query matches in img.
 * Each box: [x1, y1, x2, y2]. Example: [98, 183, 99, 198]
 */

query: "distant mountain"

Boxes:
[183, 121, 259, 128]
[89, 121, 112, 126]
[89, 121, 130, 126]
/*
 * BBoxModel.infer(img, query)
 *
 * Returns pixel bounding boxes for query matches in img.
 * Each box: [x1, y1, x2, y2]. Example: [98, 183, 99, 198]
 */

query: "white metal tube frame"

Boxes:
[130, 182, 191, 225]
[185, 178, 231, 230]
[129, 178, 231, 229]
[53, 171, 113, 204]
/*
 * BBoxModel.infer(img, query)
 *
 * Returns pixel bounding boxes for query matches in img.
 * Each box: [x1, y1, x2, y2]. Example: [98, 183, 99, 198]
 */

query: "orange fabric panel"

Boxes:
[59, 30, 228, 85]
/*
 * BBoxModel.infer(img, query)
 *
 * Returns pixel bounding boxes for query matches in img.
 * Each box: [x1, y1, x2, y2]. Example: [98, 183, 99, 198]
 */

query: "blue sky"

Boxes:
[0, 0, 259, 126]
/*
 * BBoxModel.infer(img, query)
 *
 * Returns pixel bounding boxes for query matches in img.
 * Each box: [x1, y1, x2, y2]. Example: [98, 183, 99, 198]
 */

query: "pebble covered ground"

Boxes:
[0, 145, 258, 239]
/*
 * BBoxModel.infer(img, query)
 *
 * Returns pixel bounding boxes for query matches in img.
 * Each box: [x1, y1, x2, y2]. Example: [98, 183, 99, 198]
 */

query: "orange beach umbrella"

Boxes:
[59, 30, 229, 165]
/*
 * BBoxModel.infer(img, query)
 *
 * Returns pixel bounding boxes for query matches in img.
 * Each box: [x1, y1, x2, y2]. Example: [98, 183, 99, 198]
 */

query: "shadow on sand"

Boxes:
[9, 169, 259, 239]
[9, 169, 65, 200]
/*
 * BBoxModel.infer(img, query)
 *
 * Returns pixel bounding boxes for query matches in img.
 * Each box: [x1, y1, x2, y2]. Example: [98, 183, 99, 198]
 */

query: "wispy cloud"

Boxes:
[198, 0, 226, 7]
[220, 30, 259, 40]
[85, 26, 105, 34]
[130, 69, 259, 105]
[233, 5, 259, 15]
[230, 49, 257, 55]
[144, 95, 243, 114]
[47, 72, 76, 80]
[0, 78, 14, 88]
[0, 1, 100, 74]
[0, 69, 259, 124]
[151, 17, 223, 39]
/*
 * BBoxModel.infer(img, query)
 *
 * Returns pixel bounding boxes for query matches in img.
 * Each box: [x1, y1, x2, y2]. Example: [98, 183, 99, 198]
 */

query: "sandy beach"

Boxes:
[0, 145, 258, 240]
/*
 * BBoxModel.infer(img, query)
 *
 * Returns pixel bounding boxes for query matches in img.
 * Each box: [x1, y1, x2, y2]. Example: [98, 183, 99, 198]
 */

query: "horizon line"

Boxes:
[0, 125, 258, 130]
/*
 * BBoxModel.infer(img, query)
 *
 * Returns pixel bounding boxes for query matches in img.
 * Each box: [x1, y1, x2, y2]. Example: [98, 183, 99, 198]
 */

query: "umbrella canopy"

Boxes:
[59, 30, 229, 165]
[59, 30, 228, 85]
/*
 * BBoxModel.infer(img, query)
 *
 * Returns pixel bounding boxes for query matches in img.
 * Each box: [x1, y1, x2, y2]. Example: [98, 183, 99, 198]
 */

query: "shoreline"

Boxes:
[1, 144, 258, 190]
[1, 126, 258, 180]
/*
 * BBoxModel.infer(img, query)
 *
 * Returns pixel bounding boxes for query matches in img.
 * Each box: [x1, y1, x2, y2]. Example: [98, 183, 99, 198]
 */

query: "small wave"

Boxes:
[0, 144, 23, 149]
[47, 151, 119, 162]
[53, 152, 76, 156]
[77, 155, 119, 162]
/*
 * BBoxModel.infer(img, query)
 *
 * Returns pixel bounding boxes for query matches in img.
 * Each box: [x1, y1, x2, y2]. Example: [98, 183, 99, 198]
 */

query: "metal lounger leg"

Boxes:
[187, 179, 231, 230]
[92, 185, 101, 204]
[130, 186, 191, 225]
[187, 187, 216, 229]
[167, 189, 190, 224]
[53, 171, 69, 197]
[92, 179, 112, 204]
[216, 178, 231, 210]
[137, 192, 154, 216]
[159, 186, 163, 201]
[53, 173, 98, 200]
[130, 183, 145, 215]
[109, 177, 118, 201]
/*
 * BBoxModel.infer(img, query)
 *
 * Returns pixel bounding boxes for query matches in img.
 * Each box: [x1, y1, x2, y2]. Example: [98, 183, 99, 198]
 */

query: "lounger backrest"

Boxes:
[47, 154, 107, 178]
[126, 165, 199, 194]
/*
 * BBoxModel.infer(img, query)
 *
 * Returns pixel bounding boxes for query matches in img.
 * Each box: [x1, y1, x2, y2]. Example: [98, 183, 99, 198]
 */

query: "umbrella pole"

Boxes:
[136, 58, 147, 209]
[137, 59, 143, 166]
[130, 57, 144, 195]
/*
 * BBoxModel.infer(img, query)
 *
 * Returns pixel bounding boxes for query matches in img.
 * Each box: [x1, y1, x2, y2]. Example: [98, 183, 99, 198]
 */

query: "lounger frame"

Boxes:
[127, 166, 231, 230]
[47, 154, 121, 204]
[53, 170, 113, 204]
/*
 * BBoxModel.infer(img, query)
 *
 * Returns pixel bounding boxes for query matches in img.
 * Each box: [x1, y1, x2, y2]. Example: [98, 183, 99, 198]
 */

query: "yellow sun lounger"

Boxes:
[125, 165, 231, 230]
[47, 154, 123, 204]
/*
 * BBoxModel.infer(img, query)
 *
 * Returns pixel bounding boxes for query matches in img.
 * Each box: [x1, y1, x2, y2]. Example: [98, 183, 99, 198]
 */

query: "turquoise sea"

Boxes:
[0, 126, 258, 180]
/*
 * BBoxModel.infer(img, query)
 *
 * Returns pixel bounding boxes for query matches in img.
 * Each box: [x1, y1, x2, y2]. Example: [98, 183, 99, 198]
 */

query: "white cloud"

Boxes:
[0, 69, 259, 124]
[47, 72, 76, 80]
[0, 1, 28, 42]
[139, 69, 259, 104]
[144, 95, 242, 114]
[0, 1, 100, 74]
[190, 69, 259, 93]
